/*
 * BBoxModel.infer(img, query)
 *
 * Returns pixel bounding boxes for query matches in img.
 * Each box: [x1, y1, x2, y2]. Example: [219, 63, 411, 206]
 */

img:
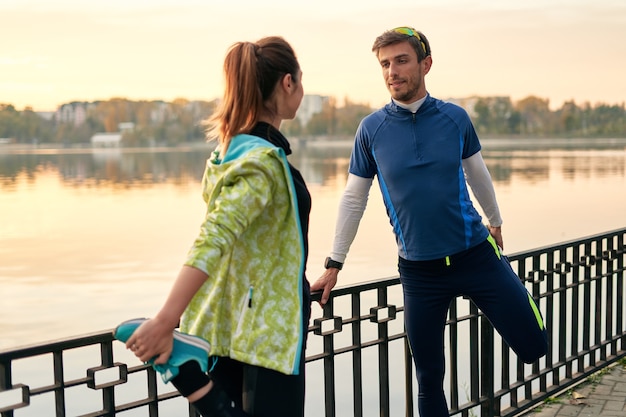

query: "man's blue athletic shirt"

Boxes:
[349, 94, 489, 261]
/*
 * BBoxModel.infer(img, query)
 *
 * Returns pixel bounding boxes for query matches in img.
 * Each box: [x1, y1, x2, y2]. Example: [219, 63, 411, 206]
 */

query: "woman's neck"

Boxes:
[258, 109, 281, 130]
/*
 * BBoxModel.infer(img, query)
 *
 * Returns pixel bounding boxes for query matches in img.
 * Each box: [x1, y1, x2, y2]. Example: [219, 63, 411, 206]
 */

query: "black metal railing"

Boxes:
[1, 228, 625, 417]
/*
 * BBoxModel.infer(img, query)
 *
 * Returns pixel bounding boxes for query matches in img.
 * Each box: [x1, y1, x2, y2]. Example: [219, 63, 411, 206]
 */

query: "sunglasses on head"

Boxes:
[392, 27, 428, 56]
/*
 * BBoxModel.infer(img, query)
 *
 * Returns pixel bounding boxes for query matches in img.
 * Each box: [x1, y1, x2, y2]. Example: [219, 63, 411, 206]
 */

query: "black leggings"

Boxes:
[213, 355, 306, 417]
[399, 239, 548, 416]
[172, 281, 311, 417]
[171, 354, 306, 417]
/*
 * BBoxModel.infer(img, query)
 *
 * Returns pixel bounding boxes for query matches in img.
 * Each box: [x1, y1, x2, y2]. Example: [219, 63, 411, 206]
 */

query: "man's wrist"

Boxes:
[324, 257, 343, 270]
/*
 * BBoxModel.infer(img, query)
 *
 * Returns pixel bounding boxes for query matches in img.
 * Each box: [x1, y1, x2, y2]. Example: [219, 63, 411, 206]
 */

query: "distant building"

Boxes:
[36, 112, 55, 121]
[446, 96, 480, 118]
[150, 101, 169, 123]
[55, 102, 93, 126]
[296, 95, 329, 126]
[118, 122, 135, 132]
[446, 96, 512, 119]
[91, 133, 122, 147]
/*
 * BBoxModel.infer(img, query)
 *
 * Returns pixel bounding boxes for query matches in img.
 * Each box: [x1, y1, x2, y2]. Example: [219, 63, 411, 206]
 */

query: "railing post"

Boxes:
[351, 293, 363, 417]
[572, 243, 582, 375]
[322, 299, 336, 417]
[480, 316, 495, 417]
[448, 298, 459, 412]
[404, 338, 414, 417]
[53, 351, 66, 416]
[377, 287, 390, 417]
[470, 302, 480, 405]
[618, 235, 625, 351]
[582, 242, 593, 368]
[99, 341, 116, 417]
[557, 247, 568, 385]
[0, 360, 14, 417]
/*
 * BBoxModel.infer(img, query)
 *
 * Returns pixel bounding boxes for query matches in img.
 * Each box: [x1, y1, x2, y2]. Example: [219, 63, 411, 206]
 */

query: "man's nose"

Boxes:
[388, 62, 399, 76]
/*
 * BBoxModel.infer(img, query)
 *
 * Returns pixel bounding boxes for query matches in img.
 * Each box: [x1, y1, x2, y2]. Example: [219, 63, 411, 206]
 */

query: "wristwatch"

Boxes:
[324, 257, 343, 270]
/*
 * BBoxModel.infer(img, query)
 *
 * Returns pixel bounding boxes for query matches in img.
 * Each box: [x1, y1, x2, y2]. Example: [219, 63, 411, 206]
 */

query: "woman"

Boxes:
[114, 36, 311, 417]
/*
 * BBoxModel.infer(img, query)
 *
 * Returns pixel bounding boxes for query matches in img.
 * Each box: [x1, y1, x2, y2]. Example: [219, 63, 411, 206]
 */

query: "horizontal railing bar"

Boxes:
[0, 332, 113, 360]
[507, 228, 626, 259]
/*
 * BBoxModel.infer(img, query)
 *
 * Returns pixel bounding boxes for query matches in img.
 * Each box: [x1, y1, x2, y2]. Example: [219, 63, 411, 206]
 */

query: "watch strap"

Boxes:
[324, 257, 343, 270]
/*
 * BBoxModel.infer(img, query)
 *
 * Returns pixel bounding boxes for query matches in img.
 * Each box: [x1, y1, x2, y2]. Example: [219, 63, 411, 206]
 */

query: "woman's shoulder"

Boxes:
[221, 134, 280, 162]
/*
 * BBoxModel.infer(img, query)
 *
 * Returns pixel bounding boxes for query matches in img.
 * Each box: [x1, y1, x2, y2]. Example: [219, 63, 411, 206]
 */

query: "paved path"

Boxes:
[519, 363, 626, 417]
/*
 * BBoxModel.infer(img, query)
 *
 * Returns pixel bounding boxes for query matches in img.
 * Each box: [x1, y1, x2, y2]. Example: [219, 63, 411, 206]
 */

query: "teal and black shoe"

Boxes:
[113, 318, 210, 383]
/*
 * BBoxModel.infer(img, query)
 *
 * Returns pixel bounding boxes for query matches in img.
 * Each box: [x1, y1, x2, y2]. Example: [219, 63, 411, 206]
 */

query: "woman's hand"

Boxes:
[125, 317, 175, 365]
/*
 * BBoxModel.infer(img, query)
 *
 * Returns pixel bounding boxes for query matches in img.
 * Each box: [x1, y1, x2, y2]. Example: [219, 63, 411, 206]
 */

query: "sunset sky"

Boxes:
[1, 0, 625, 111]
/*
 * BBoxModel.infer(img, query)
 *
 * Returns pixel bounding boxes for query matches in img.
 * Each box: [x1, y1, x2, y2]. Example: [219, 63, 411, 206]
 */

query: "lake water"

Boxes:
[1, 138, 625, 415]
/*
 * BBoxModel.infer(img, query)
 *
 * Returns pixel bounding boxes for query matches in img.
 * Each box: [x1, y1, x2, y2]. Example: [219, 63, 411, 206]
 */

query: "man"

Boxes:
[311, 27, 548, 417]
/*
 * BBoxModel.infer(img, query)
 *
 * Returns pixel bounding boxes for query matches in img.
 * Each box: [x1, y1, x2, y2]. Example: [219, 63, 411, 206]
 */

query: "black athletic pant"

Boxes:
[172, 286, 311, 417]
[399, 238, 548, 417]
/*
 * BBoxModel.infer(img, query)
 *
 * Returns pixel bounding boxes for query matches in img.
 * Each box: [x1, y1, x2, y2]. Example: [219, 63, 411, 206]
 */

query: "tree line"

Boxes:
[1, 95, 624, 146]
[471, 96, 626, 137]
[0, 98, 218, 146]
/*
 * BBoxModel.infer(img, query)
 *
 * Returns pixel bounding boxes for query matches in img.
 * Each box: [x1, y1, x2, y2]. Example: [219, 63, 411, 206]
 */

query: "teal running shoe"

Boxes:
[113, 318, 210, 383]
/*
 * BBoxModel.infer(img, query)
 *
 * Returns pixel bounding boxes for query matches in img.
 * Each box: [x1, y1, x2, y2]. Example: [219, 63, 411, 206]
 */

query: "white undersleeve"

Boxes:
[462, 152, 503, 227]
[329, 174, 373, 263]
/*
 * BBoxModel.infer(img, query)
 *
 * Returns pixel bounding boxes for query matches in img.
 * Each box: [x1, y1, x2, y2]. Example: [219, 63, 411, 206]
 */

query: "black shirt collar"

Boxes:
[248, 122, 292, 156]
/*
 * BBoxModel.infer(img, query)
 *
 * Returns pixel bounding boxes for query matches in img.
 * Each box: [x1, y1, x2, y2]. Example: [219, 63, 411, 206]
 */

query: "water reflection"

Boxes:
[484, 148, 626, 185]
[1, 139, 624, 192]
[0, 147, 213, 190]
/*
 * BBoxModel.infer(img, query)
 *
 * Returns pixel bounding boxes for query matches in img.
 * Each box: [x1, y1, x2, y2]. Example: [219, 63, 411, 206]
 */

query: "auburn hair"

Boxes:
[204, 36, 300, 149]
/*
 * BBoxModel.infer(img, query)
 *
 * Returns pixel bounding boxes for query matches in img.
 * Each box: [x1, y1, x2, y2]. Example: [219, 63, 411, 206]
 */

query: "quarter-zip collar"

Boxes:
[387, 93, 433, 117]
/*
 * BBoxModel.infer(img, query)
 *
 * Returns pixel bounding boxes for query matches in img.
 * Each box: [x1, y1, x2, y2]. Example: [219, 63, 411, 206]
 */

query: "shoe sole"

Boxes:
[172, 331, 211, 352]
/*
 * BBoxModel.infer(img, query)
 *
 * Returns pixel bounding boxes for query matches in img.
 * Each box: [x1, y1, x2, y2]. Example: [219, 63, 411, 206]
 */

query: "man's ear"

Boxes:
[423, 56, 433, 75]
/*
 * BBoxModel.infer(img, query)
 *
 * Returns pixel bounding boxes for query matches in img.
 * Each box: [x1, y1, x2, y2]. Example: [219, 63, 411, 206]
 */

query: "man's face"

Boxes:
[377, 41, 431, 104]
